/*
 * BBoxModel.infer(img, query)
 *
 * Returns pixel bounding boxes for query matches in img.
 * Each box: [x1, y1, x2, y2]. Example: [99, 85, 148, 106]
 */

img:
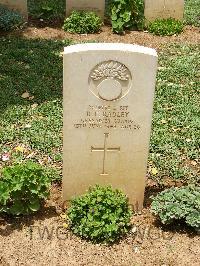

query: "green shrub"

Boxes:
[0, 161, 52, 215]
[0, 4, 24, 31]
[147, 18, 184, 36]
[67, 185, 132, 243]
[63, 11, 102, 34]
[110, 0, 144, 34]
[151, 186, 200, 231]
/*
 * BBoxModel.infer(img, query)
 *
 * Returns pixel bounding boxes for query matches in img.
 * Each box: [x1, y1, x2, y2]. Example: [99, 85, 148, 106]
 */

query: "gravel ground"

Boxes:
[18, 25, 200, 50]
[0, 184, 200, 266]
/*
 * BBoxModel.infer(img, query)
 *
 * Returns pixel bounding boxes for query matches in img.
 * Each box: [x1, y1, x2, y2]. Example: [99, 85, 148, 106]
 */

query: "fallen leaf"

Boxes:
[63, 223, 68, 229]
[133, 246, 140, 254]
[151, 167, 158, 175]
[31, 103, 38, 109]
[21, 91, 30, 99]
[29, 96, 35, 100]
[60, 214, 66, 219]
[26, 152, 35, 159]
[15, 146, 25, 153]
[25, 124, 31, 128]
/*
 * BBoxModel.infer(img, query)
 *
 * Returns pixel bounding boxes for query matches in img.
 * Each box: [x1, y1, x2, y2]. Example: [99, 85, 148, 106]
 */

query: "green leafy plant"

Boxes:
[67, 185, 132, 243]
[0, 161, 52, 215]
[151, 186, 200, 231]
[0, 4, 24, 31]
[28, 0, 65, 20]
[110, 0, 144, 34]
[63, 11, 102, 34]
[147, 18, 184, 36]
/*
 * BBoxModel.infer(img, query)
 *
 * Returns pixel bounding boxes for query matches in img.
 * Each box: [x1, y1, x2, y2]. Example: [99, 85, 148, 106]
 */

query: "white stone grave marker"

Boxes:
[63, 43, 158, 211]
[144, 0, 184, 22]
[66, 0, 105, 19]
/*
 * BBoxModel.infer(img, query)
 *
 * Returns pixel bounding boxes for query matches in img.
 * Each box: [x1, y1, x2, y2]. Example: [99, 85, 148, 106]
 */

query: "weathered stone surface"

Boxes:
[63, 43, 158, 211]
[66, 0, 105, 19]
[144, 0, 184, 22]
[0, 0, 28, 19]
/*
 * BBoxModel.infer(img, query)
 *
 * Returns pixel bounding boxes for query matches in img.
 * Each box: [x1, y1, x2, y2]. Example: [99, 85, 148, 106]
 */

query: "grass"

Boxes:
[184, 0, 200, 27]
[0, 37, 199, 185]
[150, 44, 200, 184]
[0, 38, 71, 178]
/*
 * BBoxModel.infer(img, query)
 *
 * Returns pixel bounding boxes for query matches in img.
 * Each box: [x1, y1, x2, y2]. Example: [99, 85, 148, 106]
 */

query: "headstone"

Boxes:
[66, 0, 105, 19]
[63, 43, 158, 211]
[144, 0, 184, 22]
[0, 0, 28, 20]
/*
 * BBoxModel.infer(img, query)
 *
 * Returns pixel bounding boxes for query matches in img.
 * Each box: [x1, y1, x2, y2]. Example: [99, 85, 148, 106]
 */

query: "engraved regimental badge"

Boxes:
[89, 60, 132, 101]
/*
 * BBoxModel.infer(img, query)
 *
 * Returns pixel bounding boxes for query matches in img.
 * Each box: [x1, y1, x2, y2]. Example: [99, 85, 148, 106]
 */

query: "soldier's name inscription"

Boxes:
[74, 105, 141, 130]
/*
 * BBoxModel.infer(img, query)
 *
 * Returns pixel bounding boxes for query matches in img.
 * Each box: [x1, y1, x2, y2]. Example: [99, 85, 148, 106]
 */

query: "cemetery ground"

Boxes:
[0, 2, 200, 266]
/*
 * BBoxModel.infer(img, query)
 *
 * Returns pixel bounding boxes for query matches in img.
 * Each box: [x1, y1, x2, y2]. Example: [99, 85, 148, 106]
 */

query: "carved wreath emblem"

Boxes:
[91, 61, 129, 81]
[89, 60, 132, 101]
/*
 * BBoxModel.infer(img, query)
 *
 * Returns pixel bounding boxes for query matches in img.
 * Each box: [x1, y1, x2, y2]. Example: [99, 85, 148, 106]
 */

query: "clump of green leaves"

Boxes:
[28, 0, 65, 20]
[151, 186, 200, 231]
[110, 0, 144, 34]
[147, 18, 184, 36]
[67, 185, 132, 243]
[0, 4, 24, 31]
[0, 161, 52, 215]
[63, 11, 102, 34]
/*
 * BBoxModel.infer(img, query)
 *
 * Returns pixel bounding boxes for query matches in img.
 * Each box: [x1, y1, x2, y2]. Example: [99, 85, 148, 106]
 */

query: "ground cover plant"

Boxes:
[147, 18, 184, 36]
[0, 38, 199, 185]
[63, 11, 102, 34]
[184, 0, 200, 27]
[151, 186, 200, 231]
[150, 44, 200, 185]
[0, 4, 24, 31]
[0, 161, 52, 215]
[67, 185, 132, 243]
[28, 0, 65, 21]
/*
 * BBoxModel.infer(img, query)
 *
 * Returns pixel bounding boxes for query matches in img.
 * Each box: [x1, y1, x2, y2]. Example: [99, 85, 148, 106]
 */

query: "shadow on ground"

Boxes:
[0, 205, 58, 237]
[0, 36, 72, 113]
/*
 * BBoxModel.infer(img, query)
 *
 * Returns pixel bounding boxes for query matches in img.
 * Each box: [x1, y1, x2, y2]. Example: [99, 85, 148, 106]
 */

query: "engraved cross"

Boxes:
[91, 133, 120, 176]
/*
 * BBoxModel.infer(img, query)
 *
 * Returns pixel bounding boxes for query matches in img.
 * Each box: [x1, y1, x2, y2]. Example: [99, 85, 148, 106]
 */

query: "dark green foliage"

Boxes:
[184, 0, 200, 27]
[110, 0, 144, 34]
[28, 0, 65, 20]
[147, 18, 184, 36]
[63, 11, 102, 34]
[0, 4, 24, 31]
[0, 161, 52, 215]
[67, 185, 132, 243]
[151, 186, 200, 230]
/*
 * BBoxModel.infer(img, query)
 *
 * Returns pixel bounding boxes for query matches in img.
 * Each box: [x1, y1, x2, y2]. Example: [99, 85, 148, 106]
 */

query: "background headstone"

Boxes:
[144, 0, 184, 22]
[63, 43, 158, 211]
[66, 0, 105, 19]
[0, 0, 28, 20]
